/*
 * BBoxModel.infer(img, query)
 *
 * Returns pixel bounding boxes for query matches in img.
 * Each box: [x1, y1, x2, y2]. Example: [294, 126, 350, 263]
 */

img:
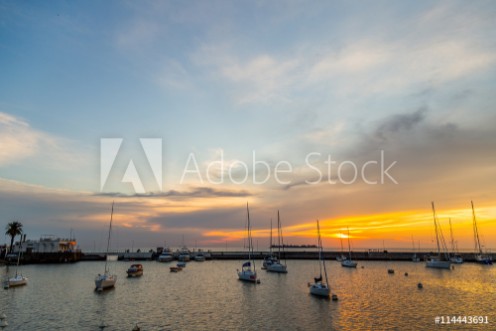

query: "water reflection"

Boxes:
[0, 261, 494, 330]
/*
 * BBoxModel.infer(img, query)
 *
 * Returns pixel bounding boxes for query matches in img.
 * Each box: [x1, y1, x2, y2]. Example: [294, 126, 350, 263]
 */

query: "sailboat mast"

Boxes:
[15, 240, 22, 277]
[269, 218, 273, 254]
[449, 218, 456, 255]
[431, 202, 441, 258]
[246, 203, 255, 270]
[277, 213, 280, 256]
[472, 201, 483, 254]
[279, 210, 287, 266]
[321, 223, 329, 285]
[316, 220, 323, 278]
[347, 227, 352, 259]
[104, 201, 114, 274]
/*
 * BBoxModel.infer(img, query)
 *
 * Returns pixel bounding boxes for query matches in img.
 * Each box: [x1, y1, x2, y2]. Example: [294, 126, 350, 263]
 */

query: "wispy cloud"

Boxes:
[0, 112, 90, 171]
[95, 186, 252, 198]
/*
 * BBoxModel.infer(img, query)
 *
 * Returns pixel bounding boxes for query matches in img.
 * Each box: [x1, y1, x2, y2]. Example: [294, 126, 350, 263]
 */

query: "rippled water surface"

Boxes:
[1, 260, 495, 330]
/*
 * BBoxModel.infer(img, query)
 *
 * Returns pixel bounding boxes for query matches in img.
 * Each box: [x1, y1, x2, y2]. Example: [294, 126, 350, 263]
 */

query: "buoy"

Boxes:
[98, 321, 107, 329]
[361, 266, 364, 269]
[404, 272, 408, 276]
[331, 294, 338, 301]
[132, 324, 141, 331]
[417, 282, 423, 289]
[388, 269, 394, 274]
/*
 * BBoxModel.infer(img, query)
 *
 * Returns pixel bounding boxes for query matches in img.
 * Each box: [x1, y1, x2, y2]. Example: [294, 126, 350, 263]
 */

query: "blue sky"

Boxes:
[1, 1, 496, 250]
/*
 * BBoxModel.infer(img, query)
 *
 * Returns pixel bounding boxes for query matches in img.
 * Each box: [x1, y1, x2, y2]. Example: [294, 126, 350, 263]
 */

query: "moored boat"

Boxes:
[309, 219, 332, 298]
[425, 202, 451, 270]
[126, 264, 143, 277]
[158, 252, 173, 262]
[266, 210, 288, 274]
[237, 203, 260, 284]
[95, 202, 118, 291]
[471, 201, 493, 265]
[341, 227, 357, 268]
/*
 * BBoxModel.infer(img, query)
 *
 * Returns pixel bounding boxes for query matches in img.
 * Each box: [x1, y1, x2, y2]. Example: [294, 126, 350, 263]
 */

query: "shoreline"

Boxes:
[2, 250, 494, 264]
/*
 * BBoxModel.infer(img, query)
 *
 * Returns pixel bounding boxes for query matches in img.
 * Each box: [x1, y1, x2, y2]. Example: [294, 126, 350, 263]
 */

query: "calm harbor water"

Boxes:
[1, 260, 495, 330]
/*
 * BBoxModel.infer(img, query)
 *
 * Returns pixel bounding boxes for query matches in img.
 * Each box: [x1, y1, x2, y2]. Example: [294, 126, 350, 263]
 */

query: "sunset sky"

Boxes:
[1, 1, 495, 251]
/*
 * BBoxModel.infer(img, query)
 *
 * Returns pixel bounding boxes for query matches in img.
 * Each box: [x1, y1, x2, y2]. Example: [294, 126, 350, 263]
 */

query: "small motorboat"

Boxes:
[126, 264, 143, 278]
[158, 252, 173, 262]
[170, 266, 182, 272]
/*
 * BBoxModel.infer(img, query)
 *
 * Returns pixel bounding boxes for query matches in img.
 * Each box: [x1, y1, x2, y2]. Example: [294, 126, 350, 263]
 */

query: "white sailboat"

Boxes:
[237, 203, 260, 283]
[336, 233, 347, 262]
[95, 202, 117, 291]
[4, 242, 28, 289]
[341, 227, 357, 268]
[309, 219, 331, 298]
[448, 218, 463, 264]
[266, 210, 288, 273]
[411, 236, 420, 262]
[426, 202, 451, 269]
[472, 201, 493, 265]
[262, 218, 278, 269]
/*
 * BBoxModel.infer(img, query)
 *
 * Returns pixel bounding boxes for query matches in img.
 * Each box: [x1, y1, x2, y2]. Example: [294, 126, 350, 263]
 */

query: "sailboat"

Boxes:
[237, 203, 260, 283]
[309, 219, 331, 298]
[336, 232, 346, 262]
[266, 210, 288, 273]
[3, 241, 28, 289]
[95, 202, 117, 291]
[341, 227, 357, 268]
[262, 218, 278, 269]
[448, 218, 463, 264]
[472, 201, 493, 265]
[411, 236, 420, 262]
[426, 202, 451, 269]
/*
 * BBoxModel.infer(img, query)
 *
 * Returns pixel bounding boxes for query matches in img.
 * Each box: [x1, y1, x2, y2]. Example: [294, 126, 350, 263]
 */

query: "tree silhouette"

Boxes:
[5, 220, 23, 254]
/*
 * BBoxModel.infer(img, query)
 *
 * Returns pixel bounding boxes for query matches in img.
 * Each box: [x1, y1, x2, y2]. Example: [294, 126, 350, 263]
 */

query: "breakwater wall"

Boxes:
[209, 251, 494, 262]
[3, 250, 493, 264]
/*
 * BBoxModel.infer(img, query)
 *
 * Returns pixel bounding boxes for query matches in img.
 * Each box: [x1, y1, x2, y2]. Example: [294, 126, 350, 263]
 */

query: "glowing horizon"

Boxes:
[1, 2, 495, 252]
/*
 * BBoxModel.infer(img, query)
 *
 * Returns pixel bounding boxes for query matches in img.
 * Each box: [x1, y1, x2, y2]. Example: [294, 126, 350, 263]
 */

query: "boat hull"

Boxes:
[309, 283, 330, 297]
[426, 259, 451, 269]
[95, 274, 117, 291]
[475, 255, 493, 265]
[237, 270, 259, 283]
[450, 256, 463, 264]
[266, 262, 287, 273]
[127, 271, 143, 277]
[158, 254, 173, 262]
[341, 260, 357, 268]
[8, 275, 28, 288]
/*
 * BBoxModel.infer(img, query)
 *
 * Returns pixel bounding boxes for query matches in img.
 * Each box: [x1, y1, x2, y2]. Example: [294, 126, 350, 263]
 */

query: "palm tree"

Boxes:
[5, 221, 23, 254]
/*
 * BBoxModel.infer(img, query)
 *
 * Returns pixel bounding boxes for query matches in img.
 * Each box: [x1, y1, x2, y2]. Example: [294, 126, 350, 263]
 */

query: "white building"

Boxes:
[14, 235, 78, 254]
